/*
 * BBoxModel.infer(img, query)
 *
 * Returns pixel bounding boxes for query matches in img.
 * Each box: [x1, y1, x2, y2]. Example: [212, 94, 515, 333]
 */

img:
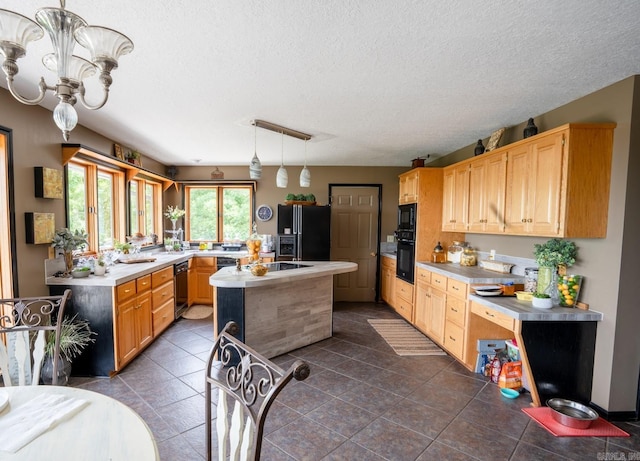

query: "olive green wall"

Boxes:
[433, 76, 639, 413]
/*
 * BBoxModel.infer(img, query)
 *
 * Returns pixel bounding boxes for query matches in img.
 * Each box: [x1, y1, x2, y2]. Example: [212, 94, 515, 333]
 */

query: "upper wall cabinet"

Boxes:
[442, 123, 616, 238]
[399, 169, 419, 204]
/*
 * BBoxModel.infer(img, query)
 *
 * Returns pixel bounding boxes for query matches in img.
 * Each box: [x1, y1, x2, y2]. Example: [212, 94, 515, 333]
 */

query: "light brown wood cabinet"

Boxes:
[115, 275, 153, 369]
[467, 151, 508, 233]
[151, 266, 174, 337]
[443, 277, 469, 361]
[441, 164, 470, 232]
[399, 169, 419, 204]
[192, 257, 217, 305]
[380, 256, 396, 307]
[443, 123, 616, 238]
[395, 278, 414, 322]
[414, 267, 446, 344]
[504, 132, 564, 235]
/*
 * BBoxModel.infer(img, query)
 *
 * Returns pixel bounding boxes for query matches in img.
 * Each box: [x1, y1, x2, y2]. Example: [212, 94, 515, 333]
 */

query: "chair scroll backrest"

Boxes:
[205, 321, 310, 461]
[0, 289, 71, 386]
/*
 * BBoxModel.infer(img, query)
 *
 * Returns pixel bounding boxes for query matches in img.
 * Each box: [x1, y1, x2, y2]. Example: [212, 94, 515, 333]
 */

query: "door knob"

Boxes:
[370, 252, 377, 257]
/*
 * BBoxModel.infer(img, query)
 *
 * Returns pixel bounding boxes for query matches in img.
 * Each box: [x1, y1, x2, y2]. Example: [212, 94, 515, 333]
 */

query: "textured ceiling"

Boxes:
[2, 0, 640, 167]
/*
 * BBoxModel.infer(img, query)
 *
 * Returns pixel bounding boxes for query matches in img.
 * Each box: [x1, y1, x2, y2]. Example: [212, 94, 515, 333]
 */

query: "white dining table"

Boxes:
[0, 385, 159, 460]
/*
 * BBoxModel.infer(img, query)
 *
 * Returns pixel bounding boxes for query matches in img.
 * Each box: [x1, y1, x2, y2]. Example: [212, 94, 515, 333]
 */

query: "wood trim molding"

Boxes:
[61, 144, 175, 191]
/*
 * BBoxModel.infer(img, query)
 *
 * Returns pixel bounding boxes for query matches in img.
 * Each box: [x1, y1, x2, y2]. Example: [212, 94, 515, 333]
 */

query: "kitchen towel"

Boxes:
[0, 393, 89, 453]
[367, 319, 447, 356]
[522, 407, 629, 437]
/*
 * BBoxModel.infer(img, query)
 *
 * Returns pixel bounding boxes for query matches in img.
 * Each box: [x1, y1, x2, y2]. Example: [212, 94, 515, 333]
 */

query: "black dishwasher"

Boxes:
[174, 261, 188, 319]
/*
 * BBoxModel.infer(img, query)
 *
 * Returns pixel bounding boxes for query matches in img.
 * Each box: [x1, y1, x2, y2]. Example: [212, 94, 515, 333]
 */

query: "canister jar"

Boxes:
[447, 241, 465, 263]
[524, 267, 538, 293]
[460, 246, 477, 266]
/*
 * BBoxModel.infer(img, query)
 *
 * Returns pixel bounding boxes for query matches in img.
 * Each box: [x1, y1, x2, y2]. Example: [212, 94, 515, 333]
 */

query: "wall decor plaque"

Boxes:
[34, 167, 63, 199]
[25, 212, 55, 244]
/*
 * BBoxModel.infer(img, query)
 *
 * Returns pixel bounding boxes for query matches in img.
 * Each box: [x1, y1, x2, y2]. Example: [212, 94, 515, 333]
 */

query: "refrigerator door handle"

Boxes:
[293, 205, 298, 235]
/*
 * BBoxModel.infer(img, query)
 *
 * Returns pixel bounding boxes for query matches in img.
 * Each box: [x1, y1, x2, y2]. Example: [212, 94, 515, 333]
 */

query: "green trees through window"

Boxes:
[186, 185, 252, 242]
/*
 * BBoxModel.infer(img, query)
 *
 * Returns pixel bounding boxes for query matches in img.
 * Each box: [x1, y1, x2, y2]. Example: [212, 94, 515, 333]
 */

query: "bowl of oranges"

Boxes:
[558, 275, 582, 307]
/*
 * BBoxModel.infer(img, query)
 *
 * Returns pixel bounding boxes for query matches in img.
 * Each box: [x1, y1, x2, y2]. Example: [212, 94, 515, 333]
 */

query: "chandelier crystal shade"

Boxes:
[0, 1, 134, 140]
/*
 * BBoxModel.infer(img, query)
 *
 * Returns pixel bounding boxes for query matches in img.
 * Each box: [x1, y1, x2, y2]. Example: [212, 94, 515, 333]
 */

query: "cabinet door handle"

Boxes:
[485, 310, 495, 318]
[124, 289, 131, 293]
[451, 307, 458, 313]
[449, 336, 456, 341]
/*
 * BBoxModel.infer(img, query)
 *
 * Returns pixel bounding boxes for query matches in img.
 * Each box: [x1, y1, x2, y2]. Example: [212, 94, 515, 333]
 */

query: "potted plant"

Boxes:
[41, 314, 96, 385]
[51, 228, 89, 275]
[126, 150, 141, 165]
[94, 254, 106, 276]
[531, 292, 553, 309]
[114, 241, 133, 254]
[533, 238, 577, 297]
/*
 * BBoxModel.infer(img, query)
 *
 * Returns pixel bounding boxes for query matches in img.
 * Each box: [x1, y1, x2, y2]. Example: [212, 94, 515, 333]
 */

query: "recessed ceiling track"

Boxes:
[252, 119, 312, 141]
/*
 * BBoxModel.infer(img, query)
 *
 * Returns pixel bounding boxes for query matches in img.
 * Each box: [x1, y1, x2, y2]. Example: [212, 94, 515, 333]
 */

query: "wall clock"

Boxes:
[256, 204, 273, 222]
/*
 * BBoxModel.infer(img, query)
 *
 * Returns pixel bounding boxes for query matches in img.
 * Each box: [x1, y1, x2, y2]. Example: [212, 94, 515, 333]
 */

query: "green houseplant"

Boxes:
[51, 228, 88, 275]
[533, 238, 578, 297]
[41, 314, 96, 385]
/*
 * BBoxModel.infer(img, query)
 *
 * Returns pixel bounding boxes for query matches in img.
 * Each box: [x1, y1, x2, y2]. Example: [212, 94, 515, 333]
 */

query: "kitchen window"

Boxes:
[66, 159, 125, 252]
[185, 185, 254, 242]
[129, 178, 162, 243]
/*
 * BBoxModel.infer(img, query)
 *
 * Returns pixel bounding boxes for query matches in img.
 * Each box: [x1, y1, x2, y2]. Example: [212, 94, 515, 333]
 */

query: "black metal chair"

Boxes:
[0, 289, 71, 386]
[205, 321, 310, 461]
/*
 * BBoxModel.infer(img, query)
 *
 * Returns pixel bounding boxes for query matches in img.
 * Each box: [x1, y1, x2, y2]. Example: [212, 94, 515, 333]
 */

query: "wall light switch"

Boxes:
[386, 235, 395, 243]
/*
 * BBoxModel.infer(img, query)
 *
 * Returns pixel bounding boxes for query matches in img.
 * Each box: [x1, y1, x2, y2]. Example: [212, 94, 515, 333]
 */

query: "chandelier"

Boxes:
[0, 1, 134, 140]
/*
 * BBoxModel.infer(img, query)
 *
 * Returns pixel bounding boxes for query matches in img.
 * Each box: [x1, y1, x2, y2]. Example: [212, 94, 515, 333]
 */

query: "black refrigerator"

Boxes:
[276, 204, 331, 261]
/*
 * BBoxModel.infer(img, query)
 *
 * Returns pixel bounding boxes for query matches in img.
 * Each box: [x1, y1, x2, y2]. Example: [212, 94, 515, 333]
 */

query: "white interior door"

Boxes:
[330, 186, 380, 302]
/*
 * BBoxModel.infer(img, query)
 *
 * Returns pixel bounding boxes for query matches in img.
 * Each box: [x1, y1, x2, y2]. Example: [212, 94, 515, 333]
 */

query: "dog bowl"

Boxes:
[547, 398, 598, 429]
[500, 388, 520, 399]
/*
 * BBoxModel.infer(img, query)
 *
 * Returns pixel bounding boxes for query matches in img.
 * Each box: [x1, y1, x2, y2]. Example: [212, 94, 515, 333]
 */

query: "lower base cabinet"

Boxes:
[381, 256, 396, 307]
[116, 276, 153, 369]
[395, 278, 414, 322]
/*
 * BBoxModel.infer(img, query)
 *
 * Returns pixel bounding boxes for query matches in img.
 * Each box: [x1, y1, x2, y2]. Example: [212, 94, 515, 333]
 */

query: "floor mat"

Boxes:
[522, 407, 630, 437]
[182, 304, 213, 320]
[367, 319, 447, 356]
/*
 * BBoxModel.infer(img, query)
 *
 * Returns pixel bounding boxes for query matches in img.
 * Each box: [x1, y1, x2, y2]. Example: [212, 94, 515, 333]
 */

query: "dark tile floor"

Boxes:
[70, 302, 640, 460]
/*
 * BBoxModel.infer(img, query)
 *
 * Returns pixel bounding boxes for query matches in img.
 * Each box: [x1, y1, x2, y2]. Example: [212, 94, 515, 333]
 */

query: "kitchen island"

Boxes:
[209, 261, 358, 358]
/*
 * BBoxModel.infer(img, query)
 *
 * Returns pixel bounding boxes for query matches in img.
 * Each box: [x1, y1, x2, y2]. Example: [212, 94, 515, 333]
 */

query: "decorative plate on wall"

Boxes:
[256, 204, 273, 222]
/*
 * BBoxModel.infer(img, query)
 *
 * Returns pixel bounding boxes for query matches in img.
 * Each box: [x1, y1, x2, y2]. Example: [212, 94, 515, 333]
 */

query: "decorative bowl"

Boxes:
[250, 264, 268, 276]
[532, 296, 553, 309]
[547, 398, 598, 429]
[71, 269, 90, 278]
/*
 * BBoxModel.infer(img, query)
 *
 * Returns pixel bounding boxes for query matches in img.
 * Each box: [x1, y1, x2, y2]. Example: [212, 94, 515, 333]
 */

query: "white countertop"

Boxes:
[44, 249, 269, 287]
[416, 261, 525, 284]
[469, 294, 603, 322]
[209, 261, 358, 288]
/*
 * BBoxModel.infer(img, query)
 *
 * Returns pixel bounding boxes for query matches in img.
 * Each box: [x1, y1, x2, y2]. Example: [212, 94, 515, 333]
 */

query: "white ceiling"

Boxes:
[2, 0, 640, 168]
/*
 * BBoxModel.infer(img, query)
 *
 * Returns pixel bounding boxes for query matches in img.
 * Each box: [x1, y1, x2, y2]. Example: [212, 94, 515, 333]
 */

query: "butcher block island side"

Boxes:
[209, 261, 357, 359]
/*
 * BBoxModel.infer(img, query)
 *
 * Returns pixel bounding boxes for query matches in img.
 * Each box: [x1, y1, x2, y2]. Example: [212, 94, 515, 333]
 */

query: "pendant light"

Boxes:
[300, 139, 311, 187]
[249, 122, 262, 179]
[276, 132, 288, 188]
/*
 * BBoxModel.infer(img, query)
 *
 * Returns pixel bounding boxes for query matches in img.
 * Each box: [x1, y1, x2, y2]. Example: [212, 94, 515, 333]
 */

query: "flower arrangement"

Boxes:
[533, 238, 577, 268]
[164, 205, 186, 221]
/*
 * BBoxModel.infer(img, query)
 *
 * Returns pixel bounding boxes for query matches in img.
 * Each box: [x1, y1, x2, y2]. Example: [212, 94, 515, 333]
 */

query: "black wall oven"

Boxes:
[396, 231, 415, 283]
